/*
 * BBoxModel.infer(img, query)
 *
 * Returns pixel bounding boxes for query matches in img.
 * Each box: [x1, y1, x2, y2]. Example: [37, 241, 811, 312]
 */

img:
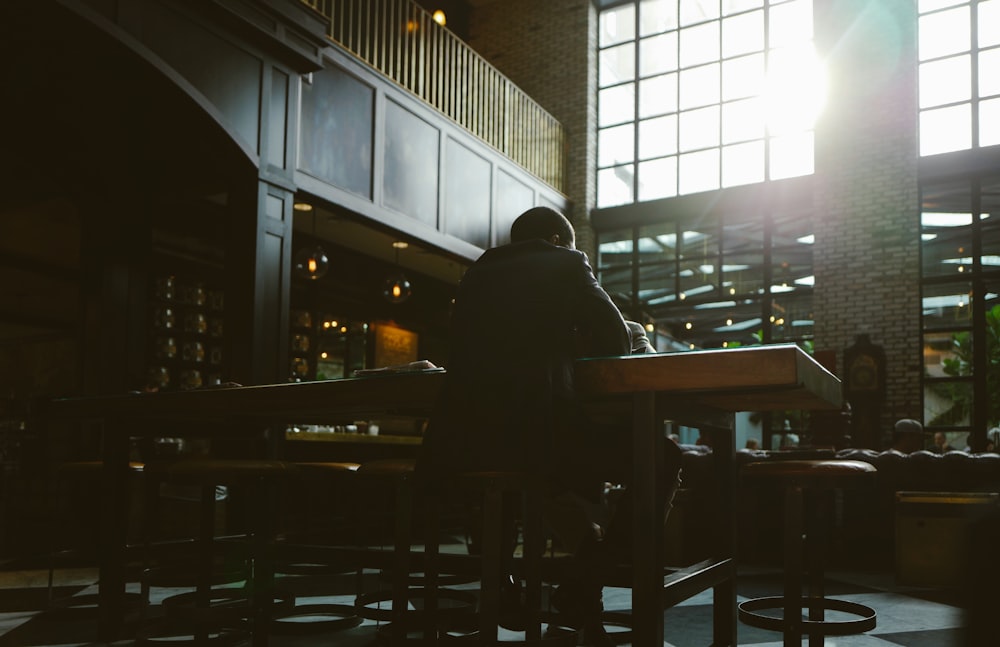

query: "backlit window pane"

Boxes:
[679, 148, 720, 194]
[919, 6, 970, 61]
[639, 157, 679, 200]
[639, 73, 678, 118]
[639, 115, 678, 158]
[919, 0, 966, 11]
[722, 10, 764, 58]
[723, 97, 765, 143]
[679, 105, 720, 151]
[599, 83, 637, 127]
[680, 63, 720, 109]
[723, 0, 763, 14]
[680, 20, 720, 67]
[920, 104, 972, 155]
[981, 98, 1000, 147]
[598, 165, 635, 207]
[681, 0, 720, 26]
[601, 4, 636, 47]
[722, 53, 765, 100]
[980, 47, 1000, 97]
[600, 43, 635, 88]
[769, 0, 812, 48]
[599, 123, 636, 167]
[640, 33, 678, 76]
[722, 141, 765, 187]
[640, 0, 678, 36]
[770, 131, 814, 179]
[982, 1, 1000, 48]
[919, 55, 971, 108]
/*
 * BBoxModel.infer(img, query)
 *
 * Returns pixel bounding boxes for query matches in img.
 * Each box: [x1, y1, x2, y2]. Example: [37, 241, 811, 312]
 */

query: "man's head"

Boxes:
[893, 418, 924, 453]
[510, 207, 576, 249]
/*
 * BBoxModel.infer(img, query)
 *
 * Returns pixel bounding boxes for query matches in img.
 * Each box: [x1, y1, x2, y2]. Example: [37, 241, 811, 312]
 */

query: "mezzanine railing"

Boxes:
[301, 0, 565, 192]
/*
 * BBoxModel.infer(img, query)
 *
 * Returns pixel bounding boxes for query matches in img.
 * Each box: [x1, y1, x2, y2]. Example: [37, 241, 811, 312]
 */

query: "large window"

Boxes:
[920, 175, 1000, 441]
[597, 0, 823, 208]
[918, 0, 1000, 155]
[597, 207, 814, 350]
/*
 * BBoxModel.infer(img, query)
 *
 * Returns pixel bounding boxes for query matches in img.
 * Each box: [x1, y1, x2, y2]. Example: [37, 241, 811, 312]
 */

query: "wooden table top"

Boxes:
[575, 343, 841, 412]
[34, 344, 840, 426]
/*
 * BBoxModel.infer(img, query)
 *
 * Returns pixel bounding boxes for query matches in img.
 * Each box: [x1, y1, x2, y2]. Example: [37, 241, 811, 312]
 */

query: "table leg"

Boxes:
[98, 420, 129, 642]
[709, 423, 737, 646]
[632, 391, 662, 646]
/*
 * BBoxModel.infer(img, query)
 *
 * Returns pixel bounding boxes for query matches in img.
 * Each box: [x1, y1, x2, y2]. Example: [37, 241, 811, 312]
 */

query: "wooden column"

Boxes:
[224, 177, 293, 386]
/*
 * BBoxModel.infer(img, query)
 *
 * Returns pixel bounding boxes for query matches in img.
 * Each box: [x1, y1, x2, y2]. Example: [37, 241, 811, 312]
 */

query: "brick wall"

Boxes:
[813, 0, 922, 442]
[466, 0, 598, 259]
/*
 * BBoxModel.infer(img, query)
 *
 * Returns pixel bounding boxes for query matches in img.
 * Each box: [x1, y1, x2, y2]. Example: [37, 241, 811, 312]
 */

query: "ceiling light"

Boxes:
[383, 244, 413, 304]
[293, 211, 329, 280]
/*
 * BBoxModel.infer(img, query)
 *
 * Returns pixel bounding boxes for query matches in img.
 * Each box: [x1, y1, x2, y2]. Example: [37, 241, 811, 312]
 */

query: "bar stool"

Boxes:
[438, 470, 577, 646]
[269, 461, 363, 635]
[352, 458, 476, 644]
[137, 458, 299, 647]
[46, 460, 146, 612]
[737, 459, 878, 646]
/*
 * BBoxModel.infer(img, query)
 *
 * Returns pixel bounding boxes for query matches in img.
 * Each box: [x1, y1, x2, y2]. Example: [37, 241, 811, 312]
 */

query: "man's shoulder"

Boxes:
[479, 240, 583, 265]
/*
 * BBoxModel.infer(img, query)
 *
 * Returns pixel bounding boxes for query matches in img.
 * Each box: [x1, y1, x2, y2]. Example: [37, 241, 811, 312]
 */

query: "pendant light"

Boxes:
[383, 241, 413, 304]
[293, 206, 329, 280]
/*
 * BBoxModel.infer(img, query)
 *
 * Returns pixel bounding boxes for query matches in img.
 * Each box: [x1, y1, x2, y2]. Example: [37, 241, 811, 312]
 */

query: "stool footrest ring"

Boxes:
[738, 596, 877, 636]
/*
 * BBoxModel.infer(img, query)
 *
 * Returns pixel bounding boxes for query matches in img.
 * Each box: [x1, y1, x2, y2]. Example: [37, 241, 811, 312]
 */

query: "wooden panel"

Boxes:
[383, 99, 440, 227]
[443, 138, 491, 248]
[299, 65, 375, 197]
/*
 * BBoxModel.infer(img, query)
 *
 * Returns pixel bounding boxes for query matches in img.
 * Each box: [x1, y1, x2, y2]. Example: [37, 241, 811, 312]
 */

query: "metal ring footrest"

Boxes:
[738, 595, 877, 636]
[143, 565, 248, 589]
[135, 618, 249, 646]
[270, 603, 363, 634]
[48, 591, 143, 614]
[439, 629, 579, 646]
[355, 587, 478, 623]
[161, 588, 295, 624]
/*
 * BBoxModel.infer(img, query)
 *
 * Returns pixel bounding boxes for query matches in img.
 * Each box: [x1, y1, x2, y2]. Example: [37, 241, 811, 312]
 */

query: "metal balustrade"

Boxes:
[301, 0, 565, 192]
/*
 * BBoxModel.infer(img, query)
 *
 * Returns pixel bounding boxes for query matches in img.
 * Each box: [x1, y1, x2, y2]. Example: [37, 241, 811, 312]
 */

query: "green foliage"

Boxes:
[928, 304, 1000, 428]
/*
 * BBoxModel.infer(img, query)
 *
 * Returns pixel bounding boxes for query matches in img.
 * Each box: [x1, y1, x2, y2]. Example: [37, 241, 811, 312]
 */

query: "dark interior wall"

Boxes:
[0, 2, 251, 397]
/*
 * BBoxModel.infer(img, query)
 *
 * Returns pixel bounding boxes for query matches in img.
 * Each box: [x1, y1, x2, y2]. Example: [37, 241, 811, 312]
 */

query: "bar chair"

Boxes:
[269, 461, 364, 635]
[136, 458, 299, 647]
[352, 458, 478, 644]
[46, 460, 146, 613]
[737, 459, 878, 646]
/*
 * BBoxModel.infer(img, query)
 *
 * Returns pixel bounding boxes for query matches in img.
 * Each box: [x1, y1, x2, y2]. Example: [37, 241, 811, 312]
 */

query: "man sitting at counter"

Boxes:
[416, 206, 682, 645]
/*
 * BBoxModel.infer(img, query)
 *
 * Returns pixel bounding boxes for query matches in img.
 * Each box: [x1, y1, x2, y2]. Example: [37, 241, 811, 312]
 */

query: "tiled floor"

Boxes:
[0, 550, 971, 646]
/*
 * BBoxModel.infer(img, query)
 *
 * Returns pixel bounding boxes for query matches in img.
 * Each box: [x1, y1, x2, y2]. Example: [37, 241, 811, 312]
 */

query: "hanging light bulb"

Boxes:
[383, 273, 413, 303]
[293, 209, 329, 280]
[383, 242, 413, 303]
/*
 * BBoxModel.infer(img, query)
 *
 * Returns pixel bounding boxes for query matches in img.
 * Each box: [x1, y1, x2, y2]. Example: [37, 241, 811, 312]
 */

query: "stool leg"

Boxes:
[481, 481, 503, 644]
[784, 484, 803, 647]
[391, 475, 413, 642]
[250, 476, 274, 647]
[423, 494, 440, 643]
[196, 483, 217, 643]
[523, 489, 542, 641]
[806, 490, 830, 647]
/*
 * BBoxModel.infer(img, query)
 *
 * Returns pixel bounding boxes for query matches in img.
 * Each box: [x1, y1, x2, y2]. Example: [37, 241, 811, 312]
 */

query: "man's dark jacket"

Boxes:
[415, 239, 630, 493]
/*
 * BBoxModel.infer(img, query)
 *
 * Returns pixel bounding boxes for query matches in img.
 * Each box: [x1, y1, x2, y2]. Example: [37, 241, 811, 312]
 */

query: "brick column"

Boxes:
[813, 0, 922, 443]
